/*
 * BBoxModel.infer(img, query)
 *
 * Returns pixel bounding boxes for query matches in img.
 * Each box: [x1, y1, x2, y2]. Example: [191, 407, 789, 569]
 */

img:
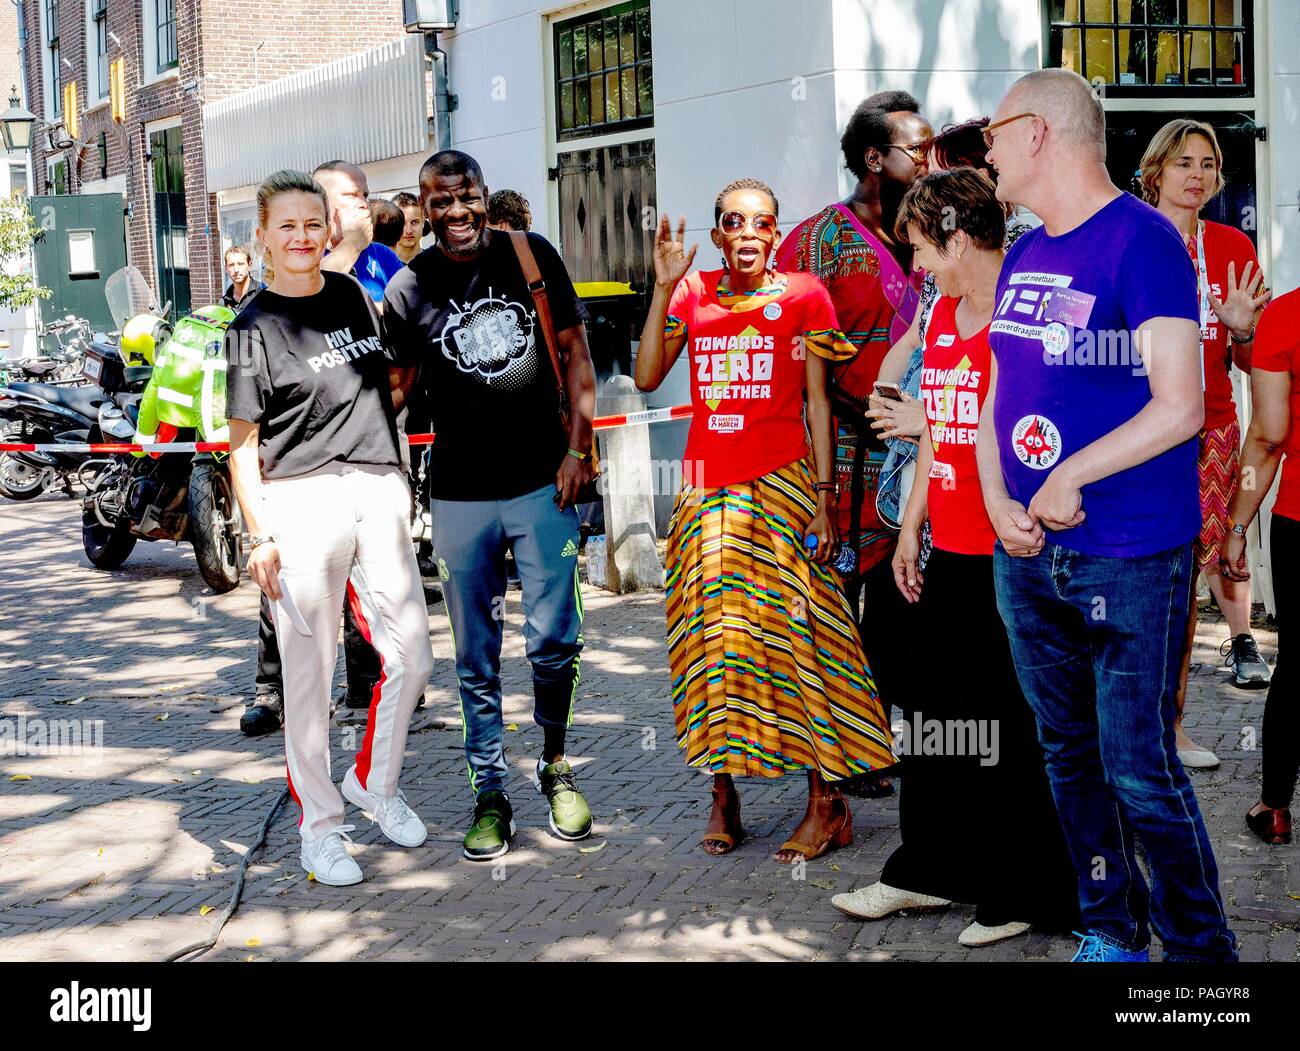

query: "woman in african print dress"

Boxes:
[636, 179, 893, 862]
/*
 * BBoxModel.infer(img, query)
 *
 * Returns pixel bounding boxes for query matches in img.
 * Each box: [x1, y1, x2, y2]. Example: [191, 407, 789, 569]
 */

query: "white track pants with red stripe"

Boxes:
[262, 463, 433, 842]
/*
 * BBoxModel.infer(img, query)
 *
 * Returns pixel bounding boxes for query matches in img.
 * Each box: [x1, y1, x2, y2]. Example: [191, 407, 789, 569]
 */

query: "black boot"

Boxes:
[240, 690, 284, 737]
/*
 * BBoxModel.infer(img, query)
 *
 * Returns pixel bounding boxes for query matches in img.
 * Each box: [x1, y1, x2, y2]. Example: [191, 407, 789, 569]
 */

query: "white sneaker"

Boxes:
[831, 881, 951, 920]
[301, 826, 363, 886]
[1177, 747, 1221, 769]
[958, 920, 1032, 947]
[342, 765, 428, 848]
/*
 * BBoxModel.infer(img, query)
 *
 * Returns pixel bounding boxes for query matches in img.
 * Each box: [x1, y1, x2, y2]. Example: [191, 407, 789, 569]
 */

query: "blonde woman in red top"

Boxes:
[1140, 119, 1273, 768]
[636, 179, 893, 862]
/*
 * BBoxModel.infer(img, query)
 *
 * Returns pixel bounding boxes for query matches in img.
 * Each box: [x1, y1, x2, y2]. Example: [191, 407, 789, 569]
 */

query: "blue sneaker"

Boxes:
[1071, 931, 1150, 963]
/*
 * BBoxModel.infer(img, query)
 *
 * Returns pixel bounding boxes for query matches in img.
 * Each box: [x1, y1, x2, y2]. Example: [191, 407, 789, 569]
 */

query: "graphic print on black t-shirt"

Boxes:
[383, 232, 587, 502]
[224, 271, 401, 480]
[437, 288, 540, 391]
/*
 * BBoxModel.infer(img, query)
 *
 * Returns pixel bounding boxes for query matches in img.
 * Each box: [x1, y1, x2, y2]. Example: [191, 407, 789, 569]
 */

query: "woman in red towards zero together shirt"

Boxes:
[1220, 287, 1300, 846]
[636, 179, 893, 864]
[1141, 120, 1274, 770]
[831, 169, 1078, 947]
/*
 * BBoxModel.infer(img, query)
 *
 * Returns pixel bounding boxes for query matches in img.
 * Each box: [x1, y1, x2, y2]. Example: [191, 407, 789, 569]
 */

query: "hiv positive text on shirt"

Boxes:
[308, 327, 384, 373]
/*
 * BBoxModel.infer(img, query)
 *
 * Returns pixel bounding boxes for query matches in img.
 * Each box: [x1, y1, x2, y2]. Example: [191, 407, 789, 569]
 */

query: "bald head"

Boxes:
[313, 160, 369, 197]
[1004, 69, 1106, 159]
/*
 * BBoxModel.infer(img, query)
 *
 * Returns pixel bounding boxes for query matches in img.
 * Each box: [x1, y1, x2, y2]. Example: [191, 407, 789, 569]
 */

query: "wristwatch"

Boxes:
[249, 534, 277, 549]
[1226, 518, 1248, 537]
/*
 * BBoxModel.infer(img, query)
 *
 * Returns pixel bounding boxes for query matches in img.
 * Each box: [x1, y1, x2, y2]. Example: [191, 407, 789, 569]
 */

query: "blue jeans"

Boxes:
[993, 541, 1236, 962]
[432, 484, 584, 797]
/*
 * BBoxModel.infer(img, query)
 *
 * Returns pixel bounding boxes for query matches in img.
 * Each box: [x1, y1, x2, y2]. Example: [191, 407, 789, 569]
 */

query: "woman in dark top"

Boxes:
[225, 169, 434, 887]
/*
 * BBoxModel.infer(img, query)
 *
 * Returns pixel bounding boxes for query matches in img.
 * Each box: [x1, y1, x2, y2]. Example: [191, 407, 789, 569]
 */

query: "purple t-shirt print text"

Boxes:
[988, 193, 1202, 559]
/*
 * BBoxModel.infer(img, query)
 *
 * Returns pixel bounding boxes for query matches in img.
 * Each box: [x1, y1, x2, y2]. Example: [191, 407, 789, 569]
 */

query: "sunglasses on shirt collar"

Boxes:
[718, 210, 778, 236]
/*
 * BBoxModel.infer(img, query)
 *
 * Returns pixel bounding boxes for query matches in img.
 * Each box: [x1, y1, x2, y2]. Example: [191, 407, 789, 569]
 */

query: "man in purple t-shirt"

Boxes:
[978, 69, 1235, 963]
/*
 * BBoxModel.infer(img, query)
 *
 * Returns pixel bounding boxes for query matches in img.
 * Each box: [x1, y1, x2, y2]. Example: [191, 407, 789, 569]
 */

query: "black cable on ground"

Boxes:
[165, 786, 290, 963]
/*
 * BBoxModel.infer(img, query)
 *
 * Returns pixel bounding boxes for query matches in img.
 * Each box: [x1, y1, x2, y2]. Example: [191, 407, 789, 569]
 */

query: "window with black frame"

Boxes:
[156, 0, 178, 75]
[554, 0, 652, 141]
[93, 0, 109, 98]
[1045, 1, 1252, 95]
[45, 0, 61, 117]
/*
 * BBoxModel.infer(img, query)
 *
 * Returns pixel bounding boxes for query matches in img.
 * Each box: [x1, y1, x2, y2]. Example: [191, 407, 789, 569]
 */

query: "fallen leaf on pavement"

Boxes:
[578, 842, 606, 854]
[245, 937, 261, 947]
[200, 905, 214, 916]
[155, 713, 170, 722]
[8, 775, 31, 782]
[506, 723, 519, 731]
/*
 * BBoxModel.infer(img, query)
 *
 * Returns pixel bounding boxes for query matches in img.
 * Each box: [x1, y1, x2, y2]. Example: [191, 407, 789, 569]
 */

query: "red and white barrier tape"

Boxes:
[0, 403, 694, 454]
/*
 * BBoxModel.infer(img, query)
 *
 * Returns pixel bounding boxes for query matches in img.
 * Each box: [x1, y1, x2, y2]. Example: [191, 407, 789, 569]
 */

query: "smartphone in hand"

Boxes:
[872, 381, 904, 403]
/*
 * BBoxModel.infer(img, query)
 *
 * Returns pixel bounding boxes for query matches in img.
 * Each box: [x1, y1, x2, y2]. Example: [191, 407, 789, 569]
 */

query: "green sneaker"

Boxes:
[532, 759, 593, 841]
[462, 790, 515, 861]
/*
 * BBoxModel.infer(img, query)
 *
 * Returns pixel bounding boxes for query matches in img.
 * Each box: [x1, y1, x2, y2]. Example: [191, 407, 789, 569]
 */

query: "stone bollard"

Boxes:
[596, 375, 665, 592]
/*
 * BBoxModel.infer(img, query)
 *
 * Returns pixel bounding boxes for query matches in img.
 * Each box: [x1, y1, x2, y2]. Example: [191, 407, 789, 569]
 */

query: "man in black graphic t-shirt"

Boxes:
[385, 150, 598, 861]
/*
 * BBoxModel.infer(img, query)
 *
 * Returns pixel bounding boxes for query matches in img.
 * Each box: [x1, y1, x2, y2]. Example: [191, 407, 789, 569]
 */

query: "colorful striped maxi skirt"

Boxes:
[665, 457, 894, 779]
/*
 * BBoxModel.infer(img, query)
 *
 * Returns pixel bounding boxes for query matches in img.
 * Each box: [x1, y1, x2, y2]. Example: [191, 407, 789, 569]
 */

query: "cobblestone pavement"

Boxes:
[1, 492, 1295, 962]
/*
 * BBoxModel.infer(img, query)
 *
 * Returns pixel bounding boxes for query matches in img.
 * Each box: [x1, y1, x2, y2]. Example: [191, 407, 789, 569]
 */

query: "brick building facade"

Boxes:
[21, 1, 406, 309]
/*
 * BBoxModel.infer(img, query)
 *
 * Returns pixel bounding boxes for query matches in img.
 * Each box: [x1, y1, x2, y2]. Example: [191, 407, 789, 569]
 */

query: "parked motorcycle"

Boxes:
[0, 381, 111, 500]
[77, 267, 244, 594]
[0, 314, 103, 498]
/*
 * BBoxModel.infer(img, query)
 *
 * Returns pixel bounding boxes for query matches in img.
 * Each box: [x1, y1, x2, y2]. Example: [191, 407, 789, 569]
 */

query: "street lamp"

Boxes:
[402, 0, 458, 32]
[0, 88, 36, 152]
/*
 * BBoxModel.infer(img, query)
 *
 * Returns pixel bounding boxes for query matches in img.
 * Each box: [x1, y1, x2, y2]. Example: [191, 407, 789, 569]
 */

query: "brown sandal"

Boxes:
[776, 796, 852, 863]
[701, 785, 742, 855]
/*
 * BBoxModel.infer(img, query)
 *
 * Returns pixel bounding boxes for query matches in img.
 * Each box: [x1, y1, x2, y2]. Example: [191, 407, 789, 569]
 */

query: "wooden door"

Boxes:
[555, 138, 656, 300]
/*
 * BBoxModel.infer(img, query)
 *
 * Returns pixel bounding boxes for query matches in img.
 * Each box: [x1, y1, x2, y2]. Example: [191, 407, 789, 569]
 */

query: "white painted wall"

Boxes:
[1265, 0, 1299, 297]
[442, 3, 553, 232]
[442, 0, 1044, 256]
[832, 0, 1041, 195]
[0, 148, 37, 361]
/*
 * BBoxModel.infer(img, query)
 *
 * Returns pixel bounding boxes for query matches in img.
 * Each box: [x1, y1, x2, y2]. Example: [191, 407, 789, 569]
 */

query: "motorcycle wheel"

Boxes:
[0, 453, 52, 500]
[189, 461, 242, 593]
[82, 500, 137, 568]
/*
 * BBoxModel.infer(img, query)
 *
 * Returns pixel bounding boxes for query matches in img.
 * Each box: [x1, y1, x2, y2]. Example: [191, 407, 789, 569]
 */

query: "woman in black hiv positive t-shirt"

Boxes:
[224, 170, 434, 887]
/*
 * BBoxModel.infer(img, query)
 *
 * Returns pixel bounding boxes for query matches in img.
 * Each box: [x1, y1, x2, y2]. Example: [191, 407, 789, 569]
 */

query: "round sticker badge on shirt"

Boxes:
[1041, 321, 1071, 358]
[763, 302, 782, 321]
[1011, 414, 1062, 471]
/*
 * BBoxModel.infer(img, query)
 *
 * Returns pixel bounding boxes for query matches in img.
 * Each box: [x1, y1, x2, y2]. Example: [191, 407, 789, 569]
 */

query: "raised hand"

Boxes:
[653, 213, 697, 288]
[334, 200, 373, 251]
[1208, 259, 1271, 340]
